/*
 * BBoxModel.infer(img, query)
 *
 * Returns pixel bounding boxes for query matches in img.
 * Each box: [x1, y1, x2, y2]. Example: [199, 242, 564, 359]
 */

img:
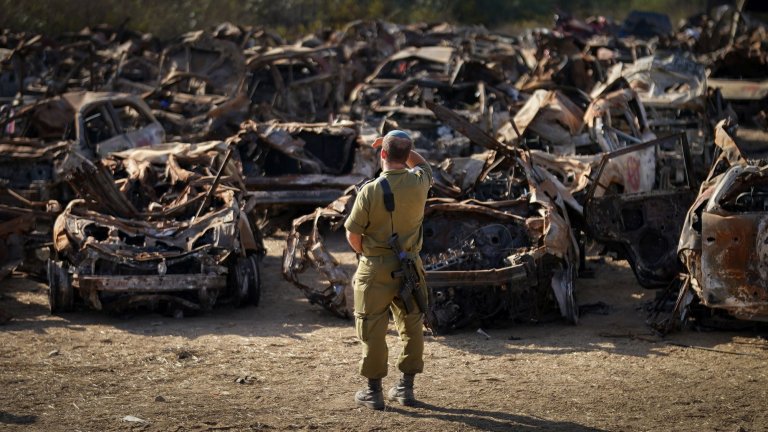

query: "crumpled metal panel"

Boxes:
[699, 211, 768, 319]
[282, 198, 354, 318]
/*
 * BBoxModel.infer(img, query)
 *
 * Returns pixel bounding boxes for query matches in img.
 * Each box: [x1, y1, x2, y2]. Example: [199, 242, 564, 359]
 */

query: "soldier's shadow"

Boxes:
[389, 401, 606, 431]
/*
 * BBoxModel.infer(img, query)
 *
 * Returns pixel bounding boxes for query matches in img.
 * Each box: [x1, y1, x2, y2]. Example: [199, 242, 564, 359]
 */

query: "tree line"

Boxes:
[0, 0, 710, 40]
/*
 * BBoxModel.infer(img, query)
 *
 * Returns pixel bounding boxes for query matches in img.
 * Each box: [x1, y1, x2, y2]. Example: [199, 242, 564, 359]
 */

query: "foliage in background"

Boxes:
[0, 0, 711, 40]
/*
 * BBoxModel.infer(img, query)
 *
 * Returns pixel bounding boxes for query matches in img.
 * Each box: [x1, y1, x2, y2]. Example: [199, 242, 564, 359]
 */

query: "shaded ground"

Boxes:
[1, 234, 767, 431]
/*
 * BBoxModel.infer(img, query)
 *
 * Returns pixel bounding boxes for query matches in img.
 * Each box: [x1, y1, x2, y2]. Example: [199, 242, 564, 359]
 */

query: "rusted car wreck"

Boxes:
[0, 91, 165, 200]
[232, 119, 376, 209]
[583, 133, 697, 287]
[283, 103, 580, 331]
[49, 141, 264, 313]
[672, 121, 768, 325]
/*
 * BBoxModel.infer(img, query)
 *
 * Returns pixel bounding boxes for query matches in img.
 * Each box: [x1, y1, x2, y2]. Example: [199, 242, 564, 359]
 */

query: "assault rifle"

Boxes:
[389, 233, 437, 334]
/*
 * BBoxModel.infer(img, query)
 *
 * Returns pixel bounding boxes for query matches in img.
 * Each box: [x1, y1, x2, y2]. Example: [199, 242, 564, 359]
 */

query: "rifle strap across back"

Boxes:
[380, 178, 395, 212]
[380, 178, 396, 235]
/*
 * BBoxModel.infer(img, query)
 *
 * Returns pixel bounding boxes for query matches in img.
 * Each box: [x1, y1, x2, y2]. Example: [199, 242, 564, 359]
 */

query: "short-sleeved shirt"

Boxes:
[344, 163, 433, 257]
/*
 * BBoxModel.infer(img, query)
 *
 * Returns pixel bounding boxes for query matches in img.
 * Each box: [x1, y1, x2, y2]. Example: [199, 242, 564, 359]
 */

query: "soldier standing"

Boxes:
[344, 130, 432, 410]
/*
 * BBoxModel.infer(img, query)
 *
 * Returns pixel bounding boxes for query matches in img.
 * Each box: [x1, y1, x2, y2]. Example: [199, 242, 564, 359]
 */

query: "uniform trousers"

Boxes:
[353, 254, 427, 379]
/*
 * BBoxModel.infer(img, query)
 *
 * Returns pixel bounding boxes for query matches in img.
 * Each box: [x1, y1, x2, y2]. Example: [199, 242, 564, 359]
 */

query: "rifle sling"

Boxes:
[379, 178, 395, 235]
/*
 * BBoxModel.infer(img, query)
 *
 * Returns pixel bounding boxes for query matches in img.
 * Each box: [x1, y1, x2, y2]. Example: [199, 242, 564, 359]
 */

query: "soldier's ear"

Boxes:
[380, 149, 388, 160]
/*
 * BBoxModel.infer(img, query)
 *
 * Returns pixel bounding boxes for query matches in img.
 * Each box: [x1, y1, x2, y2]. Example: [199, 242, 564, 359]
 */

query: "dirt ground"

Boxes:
[1, 233, 767, 432]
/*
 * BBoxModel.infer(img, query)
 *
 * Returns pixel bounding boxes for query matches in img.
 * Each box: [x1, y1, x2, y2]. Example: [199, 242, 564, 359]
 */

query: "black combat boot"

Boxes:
[355, 378, 384, 410]
[387, 373, 416, 406]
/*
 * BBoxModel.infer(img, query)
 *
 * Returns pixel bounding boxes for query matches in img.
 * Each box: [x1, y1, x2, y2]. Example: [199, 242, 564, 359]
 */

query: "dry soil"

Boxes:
[1, 234, 767, 431]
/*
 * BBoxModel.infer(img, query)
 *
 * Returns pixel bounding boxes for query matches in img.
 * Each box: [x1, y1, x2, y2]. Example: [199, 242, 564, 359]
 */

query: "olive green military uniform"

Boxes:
[344, 163, 432, 379]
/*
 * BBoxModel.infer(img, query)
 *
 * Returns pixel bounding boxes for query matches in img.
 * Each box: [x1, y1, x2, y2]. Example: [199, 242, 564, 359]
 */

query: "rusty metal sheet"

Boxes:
[513, 90, 584, 145]
[700, 212, 768, 311]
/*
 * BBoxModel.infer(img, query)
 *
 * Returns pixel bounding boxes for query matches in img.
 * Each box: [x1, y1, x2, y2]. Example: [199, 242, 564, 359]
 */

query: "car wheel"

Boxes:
[48, 259, 73, 313]
[246, 253, 261, 307]
[229, 256, 249, 307]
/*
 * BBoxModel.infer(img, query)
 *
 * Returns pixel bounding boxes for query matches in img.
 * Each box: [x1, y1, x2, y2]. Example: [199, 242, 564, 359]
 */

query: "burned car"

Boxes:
[0, 92, 165, 199]
[601, 53, 733, 181]
[283, 102, 580, 331]
[674, 121, 768, 324]
[349, 45, 518, 162]
[694, 5, 768, 127]
[354, 76, 503, 161]
[147, 30, 249, 141]
[232, 120, 376, 214]
[245, 46, 345, 123]
[48, 141, 264, 314]
[349, 46, 463, 118]
[502, 79, 658, 198]
[583, 133, 697, 287]
[0, 92, 164, 276]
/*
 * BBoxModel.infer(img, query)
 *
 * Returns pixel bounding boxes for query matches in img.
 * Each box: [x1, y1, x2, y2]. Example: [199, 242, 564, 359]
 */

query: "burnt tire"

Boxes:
[229, 256, 249, 307]
[551, 261, 578, 325]
[246, 254, 261, 306]
[47, 259, 73, 313]
[229, 254, 261, 307]
[563, 263, 578, 325]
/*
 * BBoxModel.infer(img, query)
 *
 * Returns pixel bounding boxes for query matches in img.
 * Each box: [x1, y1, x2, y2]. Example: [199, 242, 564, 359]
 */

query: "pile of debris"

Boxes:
[1, 3, 766, 327]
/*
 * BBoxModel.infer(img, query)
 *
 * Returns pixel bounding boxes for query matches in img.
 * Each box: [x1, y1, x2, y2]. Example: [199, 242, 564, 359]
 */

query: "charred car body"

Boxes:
[0, 91, 164, 199]
[231, 119, 377, 219]
[284, 103, 580, 331]
[583, 133, 697, 287]
[245, 46, 345, 123]
[0, 183, 58, 280]
[603, 52, 733, 181]
[674, 121, 768, 324]
[49, 141, 264, 314]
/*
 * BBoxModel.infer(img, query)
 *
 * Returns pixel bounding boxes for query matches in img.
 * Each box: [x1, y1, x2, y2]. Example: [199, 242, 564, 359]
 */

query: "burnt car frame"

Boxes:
[0, 92, 165, 200]
[48, 141, 264, 314]
[283, 102, 580, 331]
[232, 120, 377, 215]
[583, 133, 697, 287]
[674, 121, 768, 324]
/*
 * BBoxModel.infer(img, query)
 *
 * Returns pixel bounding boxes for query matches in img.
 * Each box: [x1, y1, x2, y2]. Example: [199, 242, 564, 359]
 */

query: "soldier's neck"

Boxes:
[381, 161, 407, 171]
